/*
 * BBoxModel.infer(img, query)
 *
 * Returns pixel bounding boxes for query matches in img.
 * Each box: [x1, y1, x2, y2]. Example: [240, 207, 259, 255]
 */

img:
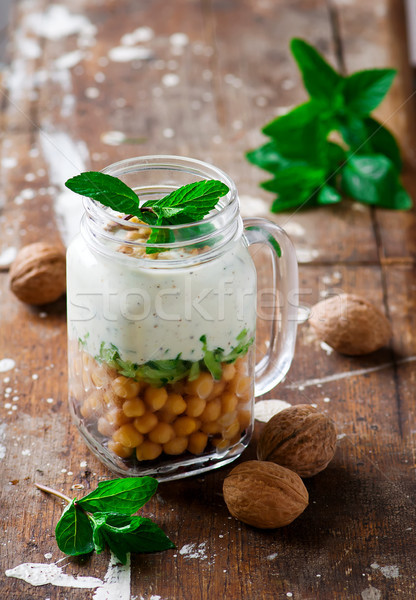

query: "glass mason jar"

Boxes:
[67, 156, 298, 480]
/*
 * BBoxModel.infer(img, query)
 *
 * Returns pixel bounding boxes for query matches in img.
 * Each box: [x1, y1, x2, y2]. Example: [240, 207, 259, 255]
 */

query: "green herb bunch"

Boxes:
[247, 38, 412, 212]
[36, 477, 175, 564]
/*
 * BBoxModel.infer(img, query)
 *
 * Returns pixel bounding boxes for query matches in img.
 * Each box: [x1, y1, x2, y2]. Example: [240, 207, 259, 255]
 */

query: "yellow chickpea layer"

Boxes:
[75, 351, 253, 461]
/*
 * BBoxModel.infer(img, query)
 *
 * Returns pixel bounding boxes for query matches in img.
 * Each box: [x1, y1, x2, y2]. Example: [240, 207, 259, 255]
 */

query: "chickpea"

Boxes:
[188, 431, 208, 455]
[200, 399, 221, 423]
[221, 363, 236, 382]
[201, 421, 222, 435]
[105, 407, 131, 427]
[164, 393, 187, 415]
[148, 422, 175, 444]
[97, 416, 116, 437]
[221, 392, 238, 414]
[133, 412, 158, 434]
[108, 440, 134, 458]
[185, 396, 206, 418]
[223, 419, 240, 440]
[144, 386, 168, 411]
[136, 441, 162, 461]
[163, 436, 188, 455]
[111, 376, 140, 399]
[186, 372, 214, 399]
[122, 398, 146, 418]
[229, 374, 252, 398]
[218, 410, 237, 428]
[173, 416, 198, 436]
[113, 424, 144, 448]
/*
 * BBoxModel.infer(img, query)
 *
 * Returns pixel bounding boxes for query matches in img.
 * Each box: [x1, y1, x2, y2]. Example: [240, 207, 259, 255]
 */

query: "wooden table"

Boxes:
[1, 1, 415, 598]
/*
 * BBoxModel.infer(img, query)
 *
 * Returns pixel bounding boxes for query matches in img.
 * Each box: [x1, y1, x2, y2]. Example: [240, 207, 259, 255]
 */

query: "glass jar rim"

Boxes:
[82, 155, 242, 265]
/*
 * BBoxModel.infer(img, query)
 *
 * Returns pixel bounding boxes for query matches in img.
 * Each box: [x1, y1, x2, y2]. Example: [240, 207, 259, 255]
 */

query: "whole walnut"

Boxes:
[257, 404, 337, 478]
[9, 242, 66, 305]
[309, 293, 391, 355]
[223, 460, 308, 528]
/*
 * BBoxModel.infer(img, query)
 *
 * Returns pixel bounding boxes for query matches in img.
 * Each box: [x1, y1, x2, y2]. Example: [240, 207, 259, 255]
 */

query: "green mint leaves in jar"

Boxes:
[65, 172, 229, 253]
[36, 477, 175, 564]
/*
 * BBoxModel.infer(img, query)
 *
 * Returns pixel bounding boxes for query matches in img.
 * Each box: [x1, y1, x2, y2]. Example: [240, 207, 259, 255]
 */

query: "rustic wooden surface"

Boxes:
[1, 1, 415, 599]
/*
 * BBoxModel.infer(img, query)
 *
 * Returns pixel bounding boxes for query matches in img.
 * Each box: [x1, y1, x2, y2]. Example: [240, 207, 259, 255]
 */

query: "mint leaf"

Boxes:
[342, 68, 396, 115]
[65, 172, 141, 216]
[341, 155, 403, 208]
[317, 185, 341, 205]
[363, 117, 402, 171]
[262, 102, 329, 164]
[78, 477, 158, 515]
[55, 500, 94, 556]
[290, 38, 342, 104]
[246, 141, 296, 173]
[91, 513, 175, 565]
[142, 179, 229, 224]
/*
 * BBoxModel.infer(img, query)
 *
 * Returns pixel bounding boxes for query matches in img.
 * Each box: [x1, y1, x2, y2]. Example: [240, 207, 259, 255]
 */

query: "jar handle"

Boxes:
[243, 217, 298, 397]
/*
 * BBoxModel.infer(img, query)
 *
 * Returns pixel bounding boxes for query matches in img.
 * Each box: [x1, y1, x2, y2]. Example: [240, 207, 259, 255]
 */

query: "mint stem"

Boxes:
[35, 483, 72, 504]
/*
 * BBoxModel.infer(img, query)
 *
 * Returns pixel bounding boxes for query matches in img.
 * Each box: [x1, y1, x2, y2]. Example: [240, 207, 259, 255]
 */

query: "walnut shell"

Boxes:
[309, 293, 391, 355]
[223, 460, 308, 528]
[257, 404, 337, 478]
[9, 242, 66, 305]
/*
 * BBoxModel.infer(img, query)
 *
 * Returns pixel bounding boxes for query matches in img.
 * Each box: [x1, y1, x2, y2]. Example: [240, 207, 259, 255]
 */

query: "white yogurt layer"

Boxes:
[67, 234, 257, 364]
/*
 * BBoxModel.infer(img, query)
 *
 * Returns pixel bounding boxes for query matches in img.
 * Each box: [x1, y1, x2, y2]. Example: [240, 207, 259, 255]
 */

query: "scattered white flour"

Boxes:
[319, 341, 334, 355]
[101, 131, 126, 146]
[323, 397, 331, 403]
[170, 33, 189, 46]
[25, 5, 96, 41]
[361, 586, 381, 600]
[121, 27, 154, 45]
[239, 195, 270, 218]
[5, 562, 102, 588]
[44, 553, 53, 560]
[0, 359, 15, 373]
[108, 46, 153, 62]
[93, 553, 131, 600]
[179, 542, 208, 560]
[282, 221, 305, 238]
[21, 449, 31, 456]
[371, 561, 400, 580]
[254, 399, 291, 423]
[80, 460, 88, 467]
[267, 553, 278, 560]
[0, 247, 17, 268]
[40, 130, 89, 245]
[17, 37, 41, 59]
[55, 50, 86, 70]
[162, 73, 180, 87]
[295, 247, 319, 263]
[2, 157, 17, 169]
[5, 554, 130, 598]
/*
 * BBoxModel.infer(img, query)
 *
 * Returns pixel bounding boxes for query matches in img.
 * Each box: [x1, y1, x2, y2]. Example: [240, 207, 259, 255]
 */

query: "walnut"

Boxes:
[9, 242, 66, 305]
[223, 460, 308, 528]
[257, 404, 337, 478]
[309, 293, 391, 355]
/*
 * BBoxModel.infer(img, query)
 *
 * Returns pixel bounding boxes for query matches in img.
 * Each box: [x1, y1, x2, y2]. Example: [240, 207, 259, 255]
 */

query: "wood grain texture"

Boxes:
[0, 0, 415, 599]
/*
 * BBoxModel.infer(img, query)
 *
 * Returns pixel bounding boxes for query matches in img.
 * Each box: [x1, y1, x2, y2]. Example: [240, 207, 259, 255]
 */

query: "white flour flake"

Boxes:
[25, 5, 96, 41]
[5, 562, 102, 588]
[40, 130, 89, 245]
[255, 399, 291, 423]
[320, 341, 334, 355]
[179, 542, 208, 560]
[361, 586, 381, 600]
[55, 50, 86, 70]
[93, 553, 131, 600]
[109, 46, 153, 62]
[0, 358, 15, 373]
[380, 565, 400, 578]
[5, 554, 130, 598]
[0, 247, 17, 269]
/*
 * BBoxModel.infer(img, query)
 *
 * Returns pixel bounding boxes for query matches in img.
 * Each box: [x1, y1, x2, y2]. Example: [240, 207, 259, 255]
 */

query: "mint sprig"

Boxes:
[65, 173, 229, 252]
[36, 478, 174, 564]
[247, 38, 412, 211]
